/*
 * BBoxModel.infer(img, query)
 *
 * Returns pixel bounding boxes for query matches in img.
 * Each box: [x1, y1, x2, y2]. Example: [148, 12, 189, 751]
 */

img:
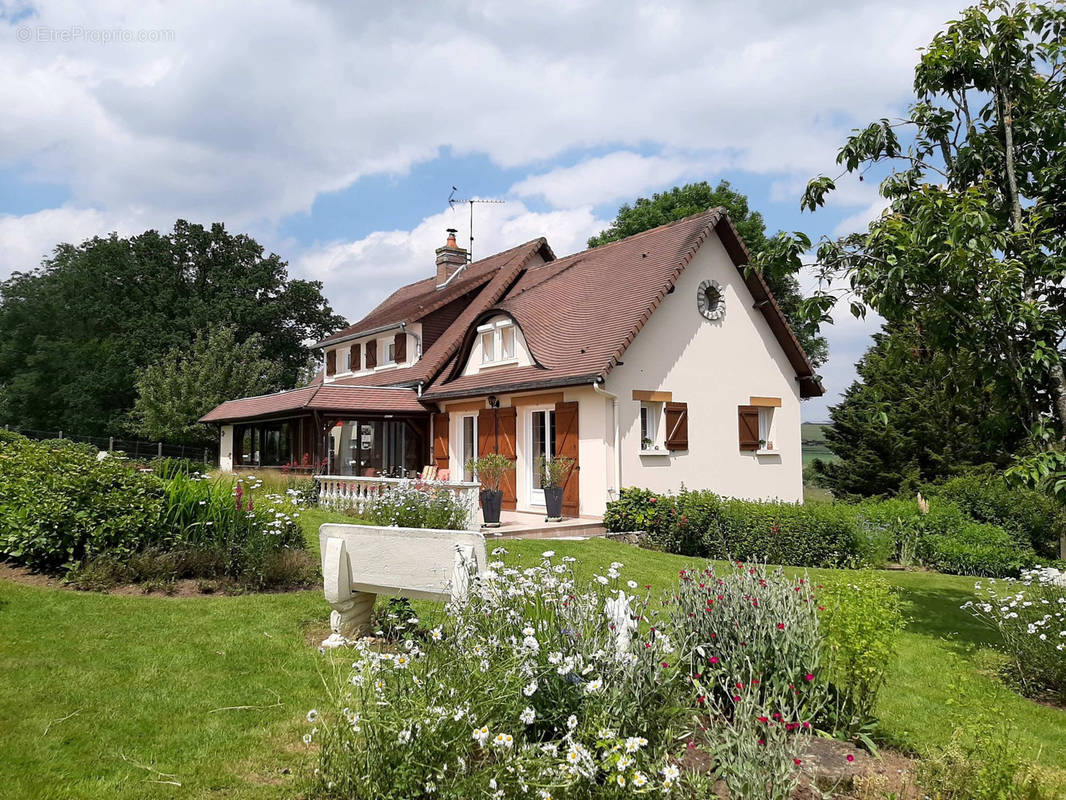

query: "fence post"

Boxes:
[109, 436, 114, 452]
[157, 442, 163, 458]
[204, 447, 209, 465]
[58, 430, 63, 440]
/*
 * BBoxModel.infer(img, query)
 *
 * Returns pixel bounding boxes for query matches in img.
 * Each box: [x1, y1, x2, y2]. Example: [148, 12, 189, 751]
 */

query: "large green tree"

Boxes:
[589, 181, 827, 366]
[0, 220, 344, 436]
[130, 327, 281, 446]
[816, 323, 1027, 498]
[800, 0, 1066, 435]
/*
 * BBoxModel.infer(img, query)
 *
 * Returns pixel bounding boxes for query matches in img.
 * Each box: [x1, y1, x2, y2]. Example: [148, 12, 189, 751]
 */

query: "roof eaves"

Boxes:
[422, 372, 601, 402]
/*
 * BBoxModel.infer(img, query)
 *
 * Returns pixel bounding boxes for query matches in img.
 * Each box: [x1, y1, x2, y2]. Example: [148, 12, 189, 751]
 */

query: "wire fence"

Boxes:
[4, 425, 218, 466]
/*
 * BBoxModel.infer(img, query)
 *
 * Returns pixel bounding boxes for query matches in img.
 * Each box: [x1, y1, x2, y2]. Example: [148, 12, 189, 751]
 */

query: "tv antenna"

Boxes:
[449, 187, 505, 262]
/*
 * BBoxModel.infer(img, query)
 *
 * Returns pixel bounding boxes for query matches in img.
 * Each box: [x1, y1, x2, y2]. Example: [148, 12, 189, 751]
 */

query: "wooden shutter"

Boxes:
[432, 414, 449, 473]
[554, 401, 580, 516]
[349, 344, 360, 372]
[365, 340, 377, 370]
[394, 332, 407, 363]
[477, 409, 496, 462]
[325, 350, 336, 376]
[738, 405, 760, 451]
[664, 402, 689, 451]
[496, 407, 518, 511]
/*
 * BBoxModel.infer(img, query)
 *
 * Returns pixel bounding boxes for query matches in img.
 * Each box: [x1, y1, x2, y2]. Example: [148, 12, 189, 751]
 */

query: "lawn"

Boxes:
[2, 515, 1065, 798]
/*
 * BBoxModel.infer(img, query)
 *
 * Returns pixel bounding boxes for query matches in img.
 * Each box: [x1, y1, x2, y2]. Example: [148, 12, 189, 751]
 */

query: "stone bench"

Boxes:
[319, 523, 487, 638]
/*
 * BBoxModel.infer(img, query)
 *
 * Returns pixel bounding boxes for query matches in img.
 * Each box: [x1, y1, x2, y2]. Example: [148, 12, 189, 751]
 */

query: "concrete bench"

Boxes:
[319, 523, 487, 638]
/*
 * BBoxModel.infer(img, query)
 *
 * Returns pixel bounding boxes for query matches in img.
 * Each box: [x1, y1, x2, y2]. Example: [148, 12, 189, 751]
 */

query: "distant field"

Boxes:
[801, 421, 837, 469]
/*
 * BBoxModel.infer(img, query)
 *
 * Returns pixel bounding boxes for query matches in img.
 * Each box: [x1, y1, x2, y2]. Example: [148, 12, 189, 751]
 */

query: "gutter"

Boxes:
[313, 320, 407, 350]
[591, 379, 621, 501]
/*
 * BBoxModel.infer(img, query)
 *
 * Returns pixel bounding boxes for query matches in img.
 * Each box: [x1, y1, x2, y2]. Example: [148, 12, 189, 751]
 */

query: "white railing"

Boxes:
[314, 475, 482, 532]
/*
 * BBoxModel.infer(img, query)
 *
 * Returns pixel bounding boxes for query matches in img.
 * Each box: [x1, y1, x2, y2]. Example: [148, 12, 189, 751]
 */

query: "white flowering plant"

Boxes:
[357, 480, 471, 531]
[964, 566, 1066, 702]
[306, 552, 699, 799]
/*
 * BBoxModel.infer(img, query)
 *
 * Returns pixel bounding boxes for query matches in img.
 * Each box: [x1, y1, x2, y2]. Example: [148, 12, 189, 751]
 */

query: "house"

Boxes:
[201, 208, 823, 516]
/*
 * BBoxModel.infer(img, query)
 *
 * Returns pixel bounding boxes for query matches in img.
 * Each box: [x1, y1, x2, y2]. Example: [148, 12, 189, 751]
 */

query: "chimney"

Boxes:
[435, 228, 467, 286]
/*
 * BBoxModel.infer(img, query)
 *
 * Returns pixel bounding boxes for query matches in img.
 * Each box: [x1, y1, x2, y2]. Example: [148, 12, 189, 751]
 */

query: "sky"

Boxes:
[0, 0, 967, 420]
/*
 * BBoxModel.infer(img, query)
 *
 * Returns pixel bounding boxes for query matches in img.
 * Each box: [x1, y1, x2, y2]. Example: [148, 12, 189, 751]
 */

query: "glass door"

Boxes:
[458, 415, 477, 482]
[528, 408, 556, 506]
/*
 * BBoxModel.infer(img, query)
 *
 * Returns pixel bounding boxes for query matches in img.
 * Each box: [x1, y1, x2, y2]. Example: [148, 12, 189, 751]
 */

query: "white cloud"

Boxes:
[511, 152, 720, 208]
[0, 206, 142, 276]
[0, 0, 961, 232]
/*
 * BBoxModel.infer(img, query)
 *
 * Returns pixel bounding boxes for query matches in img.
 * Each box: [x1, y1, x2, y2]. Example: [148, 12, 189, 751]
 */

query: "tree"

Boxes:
[588, 181, 827, 365]
[816, 323, 1027, 498]
[799, 0, 1066, 436]
[130, 327, 281, 446]
[0, 220, 345, 436]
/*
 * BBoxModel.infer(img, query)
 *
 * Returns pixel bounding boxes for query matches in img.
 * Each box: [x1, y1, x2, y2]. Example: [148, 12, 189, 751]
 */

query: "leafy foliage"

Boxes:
[131, 326, 281, 446]
[816, 324, 1027, 498]
[587, 181, 826, 366]
[0, 220, 344, 436]
[0, 432, 308, 588]
[355, 480, 471, 530]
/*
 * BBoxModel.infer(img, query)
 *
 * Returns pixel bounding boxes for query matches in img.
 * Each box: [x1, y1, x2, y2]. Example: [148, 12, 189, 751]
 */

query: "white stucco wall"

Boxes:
[603, 235, 804, 503]
[220, 424, 234, 472]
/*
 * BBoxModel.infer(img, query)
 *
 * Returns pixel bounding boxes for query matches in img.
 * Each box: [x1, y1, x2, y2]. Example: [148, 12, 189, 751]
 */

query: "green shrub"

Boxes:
[0, 435, 166, 571]
[607, 488, 863, 568]
[0, 433, 309, 589]
[817, 572, 905, 738]
[920, 522, 1036, 577]
[931, 472, 1065, 559]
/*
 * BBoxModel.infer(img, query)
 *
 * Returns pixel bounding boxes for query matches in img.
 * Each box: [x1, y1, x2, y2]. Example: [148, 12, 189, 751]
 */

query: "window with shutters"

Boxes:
[756, 407, 776, 453]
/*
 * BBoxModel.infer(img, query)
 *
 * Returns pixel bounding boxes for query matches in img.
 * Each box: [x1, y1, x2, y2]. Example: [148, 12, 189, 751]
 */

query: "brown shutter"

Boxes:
[664, 402, 689, 451]
[349, 344, 360, 372]
[738, 405, 760, 451]
[477, 409, 495, 462]
[325, 350, 336, 376]
[365, 340, 377, 370]
[554, 401, 580, 516]
[394, 332, 407, 363]
[498, 408, 518, 511]
[432, 414, 449, 473]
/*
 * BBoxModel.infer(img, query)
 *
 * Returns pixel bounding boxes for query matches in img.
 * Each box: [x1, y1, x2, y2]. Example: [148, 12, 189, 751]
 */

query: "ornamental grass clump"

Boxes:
[307, 552, 698, 799]
[964, 567, 1066, 702]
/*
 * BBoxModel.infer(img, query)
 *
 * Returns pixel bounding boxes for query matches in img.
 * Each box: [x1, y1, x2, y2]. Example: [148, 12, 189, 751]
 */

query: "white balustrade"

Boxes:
[314, 475, 482, 531]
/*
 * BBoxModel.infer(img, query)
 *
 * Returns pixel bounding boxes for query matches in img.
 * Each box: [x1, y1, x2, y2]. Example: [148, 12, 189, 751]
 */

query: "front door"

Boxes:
[527, 408, 556, 507]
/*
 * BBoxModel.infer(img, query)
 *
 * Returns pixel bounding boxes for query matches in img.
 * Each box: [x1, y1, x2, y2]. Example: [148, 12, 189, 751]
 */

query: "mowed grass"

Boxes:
[2, 514, 1066, 798]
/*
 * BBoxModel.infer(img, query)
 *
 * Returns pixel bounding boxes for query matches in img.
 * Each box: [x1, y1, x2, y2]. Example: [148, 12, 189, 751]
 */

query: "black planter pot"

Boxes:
[544, 486, 564, 521]
[480, 489, 503, 527]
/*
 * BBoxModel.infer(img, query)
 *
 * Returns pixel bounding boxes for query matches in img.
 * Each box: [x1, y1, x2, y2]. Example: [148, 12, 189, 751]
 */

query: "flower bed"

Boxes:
[305, 555, 903, 799]
[0, 432, 312, 590]
[964, 567, 1066, 703]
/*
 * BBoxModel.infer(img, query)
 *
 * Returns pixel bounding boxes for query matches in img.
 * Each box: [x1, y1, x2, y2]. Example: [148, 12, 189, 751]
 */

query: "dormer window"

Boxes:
[383, 339, 396, 365]
[479, 319, 515, 365]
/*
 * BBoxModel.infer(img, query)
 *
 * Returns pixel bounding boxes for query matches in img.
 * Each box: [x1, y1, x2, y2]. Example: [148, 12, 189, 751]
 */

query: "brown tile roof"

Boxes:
[199, 384, 426, 423]
[315, 239, 554, 347]
[424, 209, 823, 400]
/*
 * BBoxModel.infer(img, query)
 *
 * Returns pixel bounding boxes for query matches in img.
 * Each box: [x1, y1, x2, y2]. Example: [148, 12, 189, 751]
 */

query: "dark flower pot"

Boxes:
[544, 486, 564, 521]
[480, 489, 503, 527]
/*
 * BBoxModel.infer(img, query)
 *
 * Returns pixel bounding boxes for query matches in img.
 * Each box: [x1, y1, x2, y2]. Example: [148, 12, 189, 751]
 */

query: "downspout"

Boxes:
[401, 321, 423, 360]
[591, 380, 620, 501]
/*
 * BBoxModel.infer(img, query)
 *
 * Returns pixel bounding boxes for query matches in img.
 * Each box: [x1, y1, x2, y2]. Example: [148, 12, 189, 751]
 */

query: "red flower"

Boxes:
[661, 662, 670, 668]
[794, 758, 802, 766]
[708, 656, 719, 664]
[757, 716, 768, 723]
[846, 754, 855, 763]
[732, 695, 741, 702]
[804, 673, 814, 681]
[777, 623, 786, 630]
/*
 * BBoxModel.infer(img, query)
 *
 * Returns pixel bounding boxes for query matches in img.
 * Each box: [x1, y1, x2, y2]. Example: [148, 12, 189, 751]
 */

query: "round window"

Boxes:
[697, 279, 725, 320]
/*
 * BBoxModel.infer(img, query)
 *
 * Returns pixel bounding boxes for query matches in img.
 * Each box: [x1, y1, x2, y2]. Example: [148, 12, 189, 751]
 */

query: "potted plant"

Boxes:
[467, 453, 513, 528]
[536, 455, 575, 522]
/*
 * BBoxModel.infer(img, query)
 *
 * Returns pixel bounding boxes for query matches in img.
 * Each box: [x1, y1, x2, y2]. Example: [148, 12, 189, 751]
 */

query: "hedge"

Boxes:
[605, 487, 1039, 576]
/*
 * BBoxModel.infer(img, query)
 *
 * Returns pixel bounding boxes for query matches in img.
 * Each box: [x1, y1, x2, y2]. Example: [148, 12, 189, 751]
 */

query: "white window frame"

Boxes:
[383, 339, 396, 365]
[525, 406, 555, 507]
[457, 414, 478, 482]
[478, 319, 518, 367]
[639, 401, 665, 453]
[757, 407, 776, 454]
[341, 348, 351, 373]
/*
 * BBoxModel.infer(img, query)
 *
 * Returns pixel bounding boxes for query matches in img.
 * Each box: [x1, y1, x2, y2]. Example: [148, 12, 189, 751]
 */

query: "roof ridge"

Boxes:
[566, 206, 724, 261]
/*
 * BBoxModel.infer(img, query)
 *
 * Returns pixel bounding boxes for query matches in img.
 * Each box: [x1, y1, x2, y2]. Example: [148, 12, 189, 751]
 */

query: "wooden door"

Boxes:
[554, 401, 580, 516]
